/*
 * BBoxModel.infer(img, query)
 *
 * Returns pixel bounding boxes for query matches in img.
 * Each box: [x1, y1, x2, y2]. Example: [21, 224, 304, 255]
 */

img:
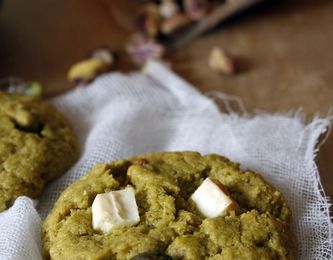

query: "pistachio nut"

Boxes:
[183, 0, 208, 21]
[160, 14, 192, 35]
[67, 59, 109, 84]
[90, 47, 115, 66]
[208, 47, 235, 75]
[159, 0, 179, 19]
[136, 3, 161, 37]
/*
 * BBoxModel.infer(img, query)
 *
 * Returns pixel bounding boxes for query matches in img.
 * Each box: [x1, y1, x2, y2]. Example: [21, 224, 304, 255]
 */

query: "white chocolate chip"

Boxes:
[191, 177, 238, 218]
[92, 187, 140, 233]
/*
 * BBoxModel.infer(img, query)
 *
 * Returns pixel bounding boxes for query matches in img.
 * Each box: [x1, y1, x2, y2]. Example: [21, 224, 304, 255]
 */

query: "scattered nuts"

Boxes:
[67, 1, 245, 75]
[159, 0, 179, 19]
[183, 0, 208, 21]
[208, 47, 235, 75]
[67, 59, 109, 84]
[90, 47, 115, 66]
[160, 14, 192, 35]
[126, 33, 165, 66]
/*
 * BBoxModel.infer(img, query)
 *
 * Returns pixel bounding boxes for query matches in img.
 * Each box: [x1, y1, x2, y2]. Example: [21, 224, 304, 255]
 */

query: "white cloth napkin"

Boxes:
[0, 61, 332, 260]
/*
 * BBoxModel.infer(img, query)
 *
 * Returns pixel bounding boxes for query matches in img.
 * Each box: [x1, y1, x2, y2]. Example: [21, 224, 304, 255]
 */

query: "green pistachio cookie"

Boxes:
[0, 92, 78, 211]
[42, 152, 296, 260]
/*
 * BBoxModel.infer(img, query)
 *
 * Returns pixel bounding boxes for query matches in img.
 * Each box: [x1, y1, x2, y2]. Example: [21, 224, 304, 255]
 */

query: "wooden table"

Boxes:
[0, 0, 332, 201]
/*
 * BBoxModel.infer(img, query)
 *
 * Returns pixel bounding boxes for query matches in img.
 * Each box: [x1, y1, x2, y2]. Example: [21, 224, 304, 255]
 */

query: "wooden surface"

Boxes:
[0, 0, 332, 201]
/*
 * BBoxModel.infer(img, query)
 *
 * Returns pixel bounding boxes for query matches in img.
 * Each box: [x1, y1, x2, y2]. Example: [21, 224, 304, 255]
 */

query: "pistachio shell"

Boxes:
[24, 82, 42, 97]
[0, 78, 42, 97]
[136, 3, 161, 37]
[159, 0, 179, 19]
[67, 59, 108, 84]
[90, 48, 115, 65]
[208, 47, 235, 75]
[160, 14, 192, 35]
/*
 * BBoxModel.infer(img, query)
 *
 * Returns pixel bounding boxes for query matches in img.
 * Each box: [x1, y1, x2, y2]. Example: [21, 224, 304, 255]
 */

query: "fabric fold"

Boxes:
[0, 62, 331, 259]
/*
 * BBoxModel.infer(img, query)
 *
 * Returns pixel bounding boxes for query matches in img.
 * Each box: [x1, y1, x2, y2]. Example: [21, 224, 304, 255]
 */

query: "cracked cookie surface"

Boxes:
[0, 92, 78, 211]
[42, 152, 295, 260]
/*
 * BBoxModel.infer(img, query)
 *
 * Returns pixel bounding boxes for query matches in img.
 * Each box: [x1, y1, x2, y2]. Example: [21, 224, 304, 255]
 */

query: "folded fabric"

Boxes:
[0, 61, 331, 259]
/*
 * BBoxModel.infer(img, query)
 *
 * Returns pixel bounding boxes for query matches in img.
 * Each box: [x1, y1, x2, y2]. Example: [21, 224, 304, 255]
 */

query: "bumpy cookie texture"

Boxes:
[42, 152, 296, 260]
[0, 92, 77, 211]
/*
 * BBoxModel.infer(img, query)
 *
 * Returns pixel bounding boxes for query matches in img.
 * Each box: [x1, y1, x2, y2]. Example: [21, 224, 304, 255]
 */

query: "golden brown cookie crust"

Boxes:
[42, 152, 295, 260]
[0, 92, 78, 211]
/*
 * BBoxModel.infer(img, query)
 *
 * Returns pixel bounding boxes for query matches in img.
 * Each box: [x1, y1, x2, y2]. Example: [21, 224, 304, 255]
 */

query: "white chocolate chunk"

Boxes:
[191, 178, 238, 218]
[92, 187, 140, 233]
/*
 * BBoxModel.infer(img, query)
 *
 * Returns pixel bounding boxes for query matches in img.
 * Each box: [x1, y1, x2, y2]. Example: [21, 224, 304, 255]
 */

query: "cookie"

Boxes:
[42, 152, 295, 260]
[0, 92, 78, 211]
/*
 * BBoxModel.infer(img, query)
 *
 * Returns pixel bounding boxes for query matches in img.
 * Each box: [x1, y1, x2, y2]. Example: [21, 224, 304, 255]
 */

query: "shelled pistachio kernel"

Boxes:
[208, 47, 235, 75]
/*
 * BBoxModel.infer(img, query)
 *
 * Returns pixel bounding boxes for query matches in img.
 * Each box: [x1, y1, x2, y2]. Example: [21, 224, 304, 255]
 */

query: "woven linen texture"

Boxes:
[0, 61, 331, 259]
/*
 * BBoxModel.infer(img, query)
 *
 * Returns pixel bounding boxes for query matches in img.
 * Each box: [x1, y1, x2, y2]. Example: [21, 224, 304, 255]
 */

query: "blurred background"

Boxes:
[0, 0, 332, 200]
